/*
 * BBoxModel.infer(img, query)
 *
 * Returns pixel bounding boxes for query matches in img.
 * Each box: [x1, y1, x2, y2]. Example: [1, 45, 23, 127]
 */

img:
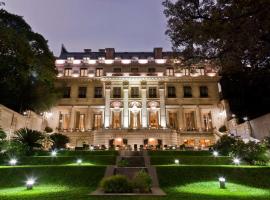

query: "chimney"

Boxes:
[84, 49, 91, 53]
[105, 48, 115, 59]
[154, 47, 162, 59]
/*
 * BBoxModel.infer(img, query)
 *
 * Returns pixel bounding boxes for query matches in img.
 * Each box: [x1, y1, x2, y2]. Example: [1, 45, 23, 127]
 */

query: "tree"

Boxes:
[13, 128, 45, 154]
[50, 133, 70, 149]
[213, 135, 237, 156]
[0, 128, 6, 140]
[163, 0, 270, 118]
[0, 9, 60, 113]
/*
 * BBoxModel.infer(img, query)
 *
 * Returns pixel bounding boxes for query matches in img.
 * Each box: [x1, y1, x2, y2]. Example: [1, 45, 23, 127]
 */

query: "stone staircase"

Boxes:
[91, 150, 166, 196]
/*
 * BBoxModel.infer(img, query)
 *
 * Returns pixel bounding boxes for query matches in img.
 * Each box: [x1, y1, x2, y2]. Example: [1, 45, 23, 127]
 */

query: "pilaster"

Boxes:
[159, 82, 166, 128]
[104, 82, 111, 128]
[141, 81, 147, 128]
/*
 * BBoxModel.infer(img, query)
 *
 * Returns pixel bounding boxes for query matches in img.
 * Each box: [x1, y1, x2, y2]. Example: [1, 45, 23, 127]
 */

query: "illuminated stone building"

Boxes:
[46, 46, 228, 149]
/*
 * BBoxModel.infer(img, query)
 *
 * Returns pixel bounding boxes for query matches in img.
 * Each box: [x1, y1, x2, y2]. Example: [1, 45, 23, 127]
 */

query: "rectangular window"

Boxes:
[93, 114, 102, 130]
[94, 87, 102, 98]
[131, 87, 139, 98]
[80, 68, 88, 77]
[167, 86, 176, 98]
[64, 68, 72, 76]
[184, 86, 192, 98]
[166, 68, 174, 76]
[131, 68, 138, 73]
[95, 68, 103, 77]
[78, 87, 87, 98]
[113, 87, 121, 98]
[148, 68, 156, 73]
[200, 86, 208, 97]
[185, 111, 196, 131]
[149, 87, 157, 98]
[113, 68, 122, 73]
[63, 87, 71, 98]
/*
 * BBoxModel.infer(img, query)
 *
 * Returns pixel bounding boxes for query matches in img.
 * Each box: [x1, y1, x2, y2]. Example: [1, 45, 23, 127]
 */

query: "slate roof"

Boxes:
[58, 45, 177, 59]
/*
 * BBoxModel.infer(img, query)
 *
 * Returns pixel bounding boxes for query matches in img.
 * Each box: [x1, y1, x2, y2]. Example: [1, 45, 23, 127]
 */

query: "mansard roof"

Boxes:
[58, 45, 177, 59]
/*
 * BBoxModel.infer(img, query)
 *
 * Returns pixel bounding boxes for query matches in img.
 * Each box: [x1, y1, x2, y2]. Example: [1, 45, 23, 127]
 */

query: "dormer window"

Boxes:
[166, 68, 174, 76]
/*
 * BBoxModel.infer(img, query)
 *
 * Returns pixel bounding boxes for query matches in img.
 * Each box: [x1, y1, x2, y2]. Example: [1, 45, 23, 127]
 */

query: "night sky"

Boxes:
[5, 0, 172, 56]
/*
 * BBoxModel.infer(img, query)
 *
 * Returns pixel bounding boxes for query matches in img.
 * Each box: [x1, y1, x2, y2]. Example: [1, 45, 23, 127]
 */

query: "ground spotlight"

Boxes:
[77, 159, 82, 165]
[9, 158, 17, 166]
[26, 178, 36, 190]
[174, 159, 179, 165]
[218, 177, 226, 189]
[51, 150, 57, 157]
[213, 151, 219, 157]
[233, 158, 240, 165]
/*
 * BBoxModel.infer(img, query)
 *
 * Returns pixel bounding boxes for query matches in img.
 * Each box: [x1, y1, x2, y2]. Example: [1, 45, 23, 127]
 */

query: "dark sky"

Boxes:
[5, 0, 172, 56]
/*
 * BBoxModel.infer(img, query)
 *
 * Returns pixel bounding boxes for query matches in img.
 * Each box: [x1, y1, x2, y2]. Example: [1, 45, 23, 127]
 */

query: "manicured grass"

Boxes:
[151, 156, 232, 165]
[149, 150, 212, 156]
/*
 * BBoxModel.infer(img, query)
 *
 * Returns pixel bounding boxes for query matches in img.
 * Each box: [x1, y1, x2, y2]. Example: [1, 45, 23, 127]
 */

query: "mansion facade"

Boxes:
[45, 46, 228, 149]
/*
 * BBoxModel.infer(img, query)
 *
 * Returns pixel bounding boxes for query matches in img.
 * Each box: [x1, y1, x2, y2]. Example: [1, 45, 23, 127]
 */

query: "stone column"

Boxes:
[69, 106, 75, 131]
[104, 82, 111, 128]
[196, 105, 202, 131]
[123, 81, 129, 128]
[178, 105, 184, 130]
[141, 81, 147, 128]
[86, 106, 92, 130]
[159, 82, 166, 128]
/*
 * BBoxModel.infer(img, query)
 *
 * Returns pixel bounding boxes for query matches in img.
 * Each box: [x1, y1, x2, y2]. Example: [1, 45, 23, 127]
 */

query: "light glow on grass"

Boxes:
[76, 159, 82, 165]
[233, 158, 241, 165]
[213, 151, 219, 157]
[173, 181, 270, 197]
[51, 150, 57, 157]
[174, 159, 180, 165]
[9, 158, 17, 166]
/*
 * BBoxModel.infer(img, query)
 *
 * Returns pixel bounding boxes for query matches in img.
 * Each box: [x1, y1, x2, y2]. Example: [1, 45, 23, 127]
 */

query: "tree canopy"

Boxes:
[163, 0, 270, 73]
[0, 9, 60, 113]
[163, 0, 270, 118]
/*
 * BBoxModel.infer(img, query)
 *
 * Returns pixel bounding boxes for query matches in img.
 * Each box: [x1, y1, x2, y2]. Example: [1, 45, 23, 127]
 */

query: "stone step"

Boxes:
[121, 156, 145, 167]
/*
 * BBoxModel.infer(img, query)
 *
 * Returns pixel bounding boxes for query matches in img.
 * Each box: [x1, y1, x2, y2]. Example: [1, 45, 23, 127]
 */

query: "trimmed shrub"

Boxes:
[44, 126, 53, 133]
[50, 133, 70, 149]
[213, 135, 237, 156]
[100, 175, 132, 193]
[132, 170, 152, 193]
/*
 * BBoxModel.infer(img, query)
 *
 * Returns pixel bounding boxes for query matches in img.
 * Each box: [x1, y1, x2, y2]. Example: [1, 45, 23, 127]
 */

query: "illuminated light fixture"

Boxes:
[76, 159, 82, 165]
[148, 138, 155, 142]
[121, 59, 131, 64]
[88, 60, 96, 64]
[26, 178, 36, 190]
[233, 158, 240, 165]
[218, 177, 226, 189]
[104, 59, 114, 64]
[45, 112, 53, 119]
[51, 150, 57, 157]
[55, 60, 65, 65]
[23, 111, 28, 116]
[72, 73, 79, 77]
[57, 73, 63, 78]
[174, 159, 179, 165]
[175, 72, 184, 77]
[157, 72, 163, 77]
[73, 60, 81, 65]
[155, 59, 166, 64]
[172, 146, 176, 150]
[243, 117, 248, 121]
[90, 146, 94, 151]
[9, 158, 17, 166]
[232, 114, 236, 118]
[116, 138, 122, 142]
[206, 71, 216, 77]
[213, 151, 219, 157]
[138, 59, 148, 64]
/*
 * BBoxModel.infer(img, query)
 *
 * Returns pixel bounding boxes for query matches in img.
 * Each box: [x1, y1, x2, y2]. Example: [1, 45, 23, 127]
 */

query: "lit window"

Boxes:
[166, 68, 174, 76]
[64, 68, 72, 76]
[95, 68, 103, 77]
[80, 68, 88, 77]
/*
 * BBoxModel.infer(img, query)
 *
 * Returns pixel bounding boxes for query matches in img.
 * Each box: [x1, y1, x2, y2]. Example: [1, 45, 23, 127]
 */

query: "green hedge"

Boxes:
[0, 165, 106, 187]
[31, 150, 118, 156]
[0, 155, 116, 166]
[151, 156, 232, 165]
[157, 166, 270, 189]
[148, 150, 212, 156]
